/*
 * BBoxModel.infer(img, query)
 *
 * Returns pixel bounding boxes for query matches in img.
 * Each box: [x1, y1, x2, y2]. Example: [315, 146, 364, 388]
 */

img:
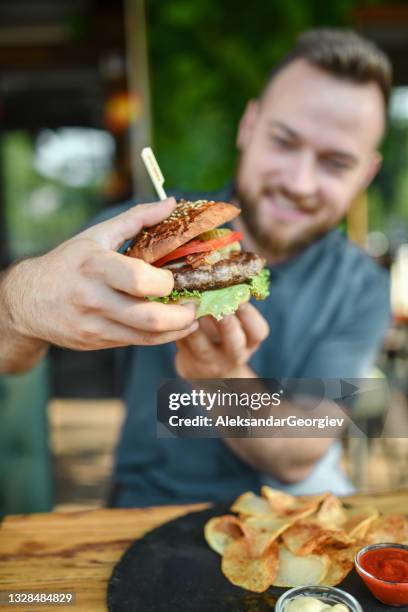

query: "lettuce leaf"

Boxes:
[249, 268, 270, 300]
[196, 284, 251, 320]
[154, 288, 201, 304]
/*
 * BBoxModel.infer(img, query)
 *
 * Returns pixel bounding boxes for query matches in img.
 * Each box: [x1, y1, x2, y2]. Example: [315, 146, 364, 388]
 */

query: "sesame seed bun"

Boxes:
[126, 199, 240, 264]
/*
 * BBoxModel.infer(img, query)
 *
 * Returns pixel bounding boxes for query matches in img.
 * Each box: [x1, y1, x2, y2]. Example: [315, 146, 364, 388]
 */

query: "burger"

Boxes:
[126, 199, 269, 320]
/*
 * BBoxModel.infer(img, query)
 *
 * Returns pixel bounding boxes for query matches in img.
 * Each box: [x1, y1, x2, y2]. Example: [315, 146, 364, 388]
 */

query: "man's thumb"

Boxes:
[83, 197, 176, 250]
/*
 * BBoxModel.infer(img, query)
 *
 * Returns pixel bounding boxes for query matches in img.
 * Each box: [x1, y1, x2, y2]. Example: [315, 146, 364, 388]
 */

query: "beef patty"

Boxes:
[169, 252, 265, 292]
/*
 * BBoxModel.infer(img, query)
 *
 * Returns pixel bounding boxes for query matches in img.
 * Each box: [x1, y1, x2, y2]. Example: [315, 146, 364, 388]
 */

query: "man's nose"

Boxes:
[284, 152, 318, 207]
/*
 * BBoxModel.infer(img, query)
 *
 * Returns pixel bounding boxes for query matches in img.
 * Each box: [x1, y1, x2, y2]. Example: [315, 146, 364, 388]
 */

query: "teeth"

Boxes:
[266, 193, 297, 211]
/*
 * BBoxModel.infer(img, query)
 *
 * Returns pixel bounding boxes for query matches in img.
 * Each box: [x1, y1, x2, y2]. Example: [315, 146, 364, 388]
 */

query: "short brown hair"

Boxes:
[264, 28, 392, 112]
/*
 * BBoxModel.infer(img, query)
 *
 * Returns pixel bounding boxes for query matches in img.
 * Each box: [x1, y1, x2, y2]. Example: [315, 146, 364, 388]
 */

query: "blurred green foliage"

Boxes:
[370, 120, 408, 233]
[3, 132, 105, 258]
[147, 0, 380, 191]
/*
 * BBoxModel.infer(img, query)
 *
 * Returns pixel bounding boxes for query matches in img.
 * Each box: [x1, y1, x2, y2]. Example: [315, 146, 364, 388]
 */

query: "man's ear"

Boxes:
[236, 99, 259, 151]
[363, 151, 382, 189]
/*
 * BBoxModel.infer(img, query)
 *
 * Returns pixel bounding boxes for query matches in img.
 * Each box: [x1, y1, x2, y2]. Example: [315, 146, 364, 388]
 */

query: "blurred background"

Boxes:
[0, 0, 407, 514]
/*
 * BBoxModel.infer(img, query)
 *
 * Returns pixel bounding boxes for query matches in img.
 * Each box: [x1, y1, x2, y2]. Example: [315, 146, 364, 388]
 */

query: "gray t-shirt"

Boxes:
[103, 191, 390, 507]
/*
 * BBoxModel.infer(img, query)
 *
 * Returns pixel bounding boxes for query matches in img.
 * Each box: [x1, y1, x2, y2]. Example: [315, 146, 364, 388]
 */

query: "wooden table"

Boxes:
[1, 491, 408, 611]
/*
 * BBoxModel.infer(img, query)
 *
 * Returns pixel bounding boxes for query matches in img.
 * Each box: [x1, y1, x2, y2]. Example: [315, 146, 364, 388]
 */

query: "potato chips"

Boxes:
[273, 546, 329, 587]
[204, 487, 408, 593]
[222, 538, 279, 592]
[366, 513, 408, 545]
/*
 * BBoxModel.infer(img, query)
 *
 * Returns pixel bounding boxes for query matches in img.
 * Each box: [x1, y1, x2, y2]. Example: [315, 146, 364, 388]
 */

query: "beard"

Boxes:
[236, 186, 331, 260]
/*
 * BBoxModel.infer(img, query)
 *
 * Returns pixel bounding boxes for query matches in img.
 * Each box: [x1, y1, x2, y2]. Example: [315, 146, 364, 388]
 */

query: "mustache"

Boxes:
[262, 186, 318, 210]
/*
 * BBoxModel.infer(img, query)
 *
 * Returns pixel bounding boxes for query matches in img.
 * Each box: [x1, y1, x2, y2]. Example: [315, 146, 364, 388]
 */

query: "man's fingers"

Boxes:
[134, 324, 200, 346]
[218, 315, 247, 361]
[86, 249, 175, 298]
[73, 315, 198, 349]
[199, 316, 222, 344]
[184, 326, 218, 363]
[95, 289, 197, 332]
[236, 303, 269, 349]
[84, 197, 177, 250]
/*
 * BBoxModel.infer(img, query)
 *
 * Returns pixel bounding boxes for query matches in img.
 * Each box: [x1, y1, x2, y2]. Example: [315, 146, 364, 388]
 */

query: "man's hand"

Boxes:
[175, 303, 269, 378]
[0, 198, 198, 372]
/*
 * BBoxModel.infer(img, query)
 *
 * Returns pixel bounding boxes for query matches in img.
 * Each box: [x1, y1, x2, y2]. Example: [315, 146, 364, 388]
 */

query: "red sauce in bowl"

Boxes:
[356, 545, 408, 606]
[361, 548, 408, 583]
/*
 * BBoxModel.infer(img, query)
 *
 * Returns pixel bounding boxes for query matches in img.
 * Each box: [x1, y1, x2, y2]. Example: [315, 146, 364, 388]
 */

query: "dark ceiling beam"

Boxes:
[0, 43, 125, 70]
[354, 5, 408, 27]
[0, 4, 125, 69]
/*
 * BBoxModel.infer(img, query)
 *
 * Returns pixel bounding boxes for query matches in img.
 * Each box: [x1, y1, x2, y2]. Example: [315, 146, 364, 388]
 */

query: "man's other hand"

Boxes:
[175, 303, 269, 378]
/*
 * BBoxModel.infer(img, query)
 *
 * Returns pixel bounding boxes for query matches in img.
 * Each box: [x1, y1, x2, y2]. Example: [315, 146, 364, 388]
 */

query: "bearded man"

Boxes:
[1, 29, 391, 506]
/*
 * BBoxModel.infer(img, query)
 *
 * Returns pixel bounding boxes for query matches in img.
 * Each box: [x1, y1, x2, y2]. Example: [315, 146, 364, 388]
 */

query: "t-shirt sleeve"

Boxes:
[300, 268, 391, 378]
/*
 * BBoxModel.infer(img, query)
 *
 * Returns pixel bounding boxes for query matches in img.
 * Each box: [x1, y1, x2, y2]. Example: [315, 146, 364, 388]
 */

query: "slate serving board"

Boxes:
[107, 504, 405, 612]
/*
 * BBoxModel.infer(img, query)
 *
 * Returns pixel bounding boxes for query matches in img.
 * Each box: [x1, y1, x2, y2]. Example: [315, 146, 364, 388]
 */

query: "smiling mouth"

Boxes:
[261, 192, 309, 222]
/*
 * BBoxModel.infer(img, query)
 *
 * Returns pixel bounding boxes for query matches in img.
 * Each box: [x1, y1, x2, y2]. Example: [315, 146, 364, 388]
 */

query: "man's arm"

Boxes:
[223, 364, 342, 483]
[0, 261, 49, 373]
[175, 306, 337, 483]
[0, 198, 198, 375]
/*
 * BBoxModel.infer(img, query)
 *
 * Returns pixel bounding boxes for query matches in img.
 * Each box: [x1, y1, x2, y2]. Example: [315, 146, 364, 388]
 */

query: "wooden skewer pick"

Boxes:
[141, 147, 167, 200]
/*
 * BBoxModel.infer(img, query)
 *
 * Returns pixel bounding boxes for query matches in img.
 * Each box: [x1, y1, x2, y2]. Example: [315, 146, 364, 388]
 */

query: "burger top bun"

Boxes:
[126, 200, 240, 264]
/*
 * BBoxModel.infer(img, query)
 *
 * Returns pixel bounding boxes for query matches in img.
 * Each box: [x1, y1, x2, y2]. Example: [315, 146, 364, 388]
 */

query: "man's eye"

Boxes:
[270, 135, 295, 149]
[322, 158, 351, 172]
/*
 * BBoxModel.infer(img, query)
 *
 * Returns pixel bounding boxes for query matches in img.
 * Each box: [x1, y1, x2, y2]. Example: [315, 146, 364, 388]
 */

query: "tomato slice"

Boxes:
[154, 231, 243, 267]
